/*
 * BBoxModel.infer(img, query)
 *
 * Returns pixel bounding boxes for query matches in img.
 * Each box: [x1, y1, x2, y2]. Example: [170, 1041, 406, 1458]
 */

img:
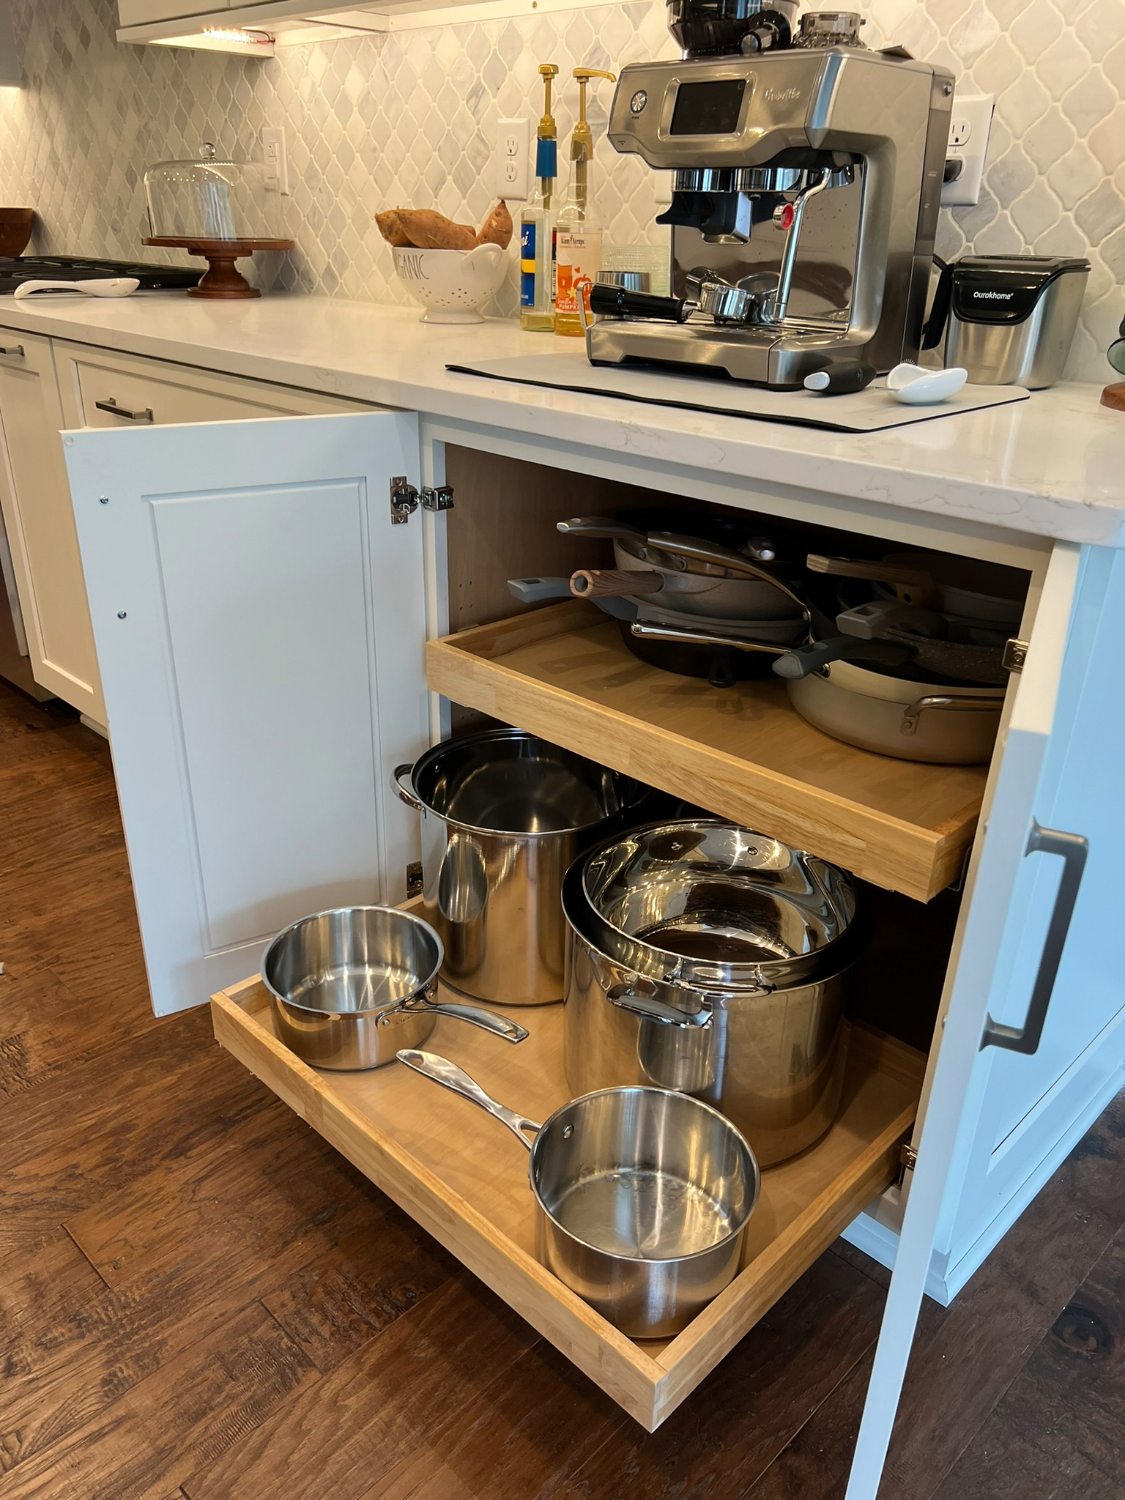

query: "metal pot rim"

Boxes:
[575, 820, 861, 988]
[406, 727, 645, 840]
[526, 1084, 761, 1265]
[262, 904, 444, 1018]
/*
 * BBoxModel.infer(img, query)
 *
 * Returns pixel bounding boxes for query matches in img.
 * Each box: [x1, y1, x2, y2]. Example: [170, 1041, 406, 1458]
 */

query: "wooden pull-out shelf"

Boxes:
[426, 601, 989, 902]
[211, 978, 923, 1430]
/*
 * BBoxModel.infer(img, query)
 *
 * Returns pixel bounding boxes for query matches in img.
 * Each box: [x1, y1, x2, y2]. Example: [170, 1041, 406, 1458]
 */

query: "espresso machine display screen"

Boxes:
[669, 79, 747, 135]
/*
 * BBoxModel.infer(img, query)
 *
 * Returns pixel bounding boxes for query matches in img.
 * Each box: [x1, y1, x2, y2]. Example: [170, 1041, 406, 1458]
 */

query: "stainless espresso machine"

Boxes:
[586, 4, 954, 388]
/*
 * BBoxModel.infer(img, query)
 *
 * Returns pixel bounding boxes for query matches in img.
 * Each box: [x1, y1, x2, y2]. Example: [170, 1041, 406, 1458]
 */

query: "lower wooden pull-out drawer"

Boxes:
[212, 977, 923, 1429]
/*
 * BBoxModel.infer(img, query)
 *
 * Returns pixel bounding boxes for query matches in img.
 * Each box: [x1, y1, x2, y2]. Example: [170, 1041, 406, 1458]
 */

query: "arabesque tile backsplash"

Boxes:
[1, 0, 1122, 381]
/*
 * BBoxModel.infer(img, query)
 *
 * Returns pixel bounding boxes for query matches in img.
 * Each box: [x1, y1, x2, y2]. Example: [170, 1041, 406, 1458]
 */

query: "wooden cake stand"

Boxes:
[143, 237, 293, 299]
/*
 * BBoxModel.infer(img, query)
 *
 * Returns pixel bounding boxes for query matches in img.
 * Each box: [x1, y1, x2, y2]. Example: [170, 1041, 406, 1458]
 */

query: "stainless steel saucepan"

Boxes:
[396, 1048, 760, 1337]
[263, 906, 528, 1070]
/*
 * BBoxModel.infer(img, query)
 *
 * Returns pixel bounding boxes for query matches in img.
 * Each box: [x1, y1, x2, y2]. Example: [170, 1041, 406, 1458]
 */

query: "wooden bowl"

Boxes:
[0, 209, 35, 258]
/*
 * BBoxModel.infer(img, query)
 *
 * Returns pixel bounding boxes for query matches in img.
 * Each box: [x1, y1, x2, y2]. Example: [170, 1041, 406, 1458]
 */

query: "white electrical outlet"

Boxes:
[495, 118, 529, 201]
[262, 126, 289, 195]
[941, 94, 994, 208]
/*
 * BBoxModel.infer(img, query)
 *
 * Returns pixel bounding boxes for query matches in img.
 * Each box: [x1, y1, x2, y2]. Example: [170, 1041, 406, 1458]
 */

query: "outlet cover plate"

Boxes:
[941, 93, 994, 208]
[262, 126, 289, 195]
[496, 117, 529, 201]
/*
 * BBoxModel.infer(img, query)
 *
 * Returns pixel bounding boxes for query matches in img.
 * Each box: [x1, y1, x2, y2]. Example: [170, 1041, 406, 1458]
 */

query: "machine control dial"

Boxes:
[629, 89, 648, 115]
[772, 203, 796, 230]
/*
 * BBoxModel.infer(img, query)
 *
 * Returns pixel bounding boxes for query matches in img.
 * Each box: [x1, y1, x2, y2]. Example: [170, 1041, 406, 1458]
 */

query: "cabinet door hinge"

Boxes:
[1003, 638, 1028, 673]
[897, 1141, 919, 1184]
[389, 478, 454, 524]
[406, 861, 424, 897]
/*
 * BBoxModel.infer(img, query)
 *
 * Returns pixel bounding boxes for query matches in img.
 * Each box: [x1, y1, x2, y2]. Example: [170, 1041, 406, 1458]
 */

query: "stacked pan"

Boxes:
[562, 819, 868, 1167]
[509, 507, 811, 688]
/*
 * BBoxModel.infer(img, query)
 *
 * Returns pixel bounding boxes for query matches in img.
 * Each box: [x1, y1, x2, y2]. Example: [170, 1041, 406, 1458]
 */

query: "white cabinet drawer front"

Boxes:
[56, 342, 368, 430]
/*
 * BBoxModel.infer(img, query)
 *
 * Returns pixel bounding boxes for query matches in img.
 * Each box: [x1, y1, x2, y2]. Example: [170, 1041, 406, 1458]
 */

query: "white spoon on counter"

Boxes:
[13, 277, 140, 301]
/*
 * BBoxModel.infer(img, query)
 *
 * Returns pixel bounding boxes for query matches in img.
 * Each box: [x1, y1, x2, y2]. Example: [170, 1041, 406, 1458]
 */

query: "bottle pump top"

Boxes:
[569, 67, 616, 205]
[535, 63, 559, 179]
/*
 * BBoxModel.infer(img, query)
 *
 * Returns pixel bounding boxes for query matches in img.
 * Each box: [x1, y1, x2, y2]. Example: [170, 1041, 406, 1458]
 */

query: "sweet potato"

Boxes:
[477, 201, 513, 249]
[375, 210, 413, 247]
[394, 210, 478, 251]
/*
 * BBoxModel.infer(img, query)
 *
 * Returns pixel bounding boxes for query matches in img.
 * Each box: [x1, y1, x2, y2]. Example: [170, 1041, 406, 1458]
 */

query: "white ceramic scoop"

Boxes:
[13, 277, 140, 300]
[886, 362, 968, 404]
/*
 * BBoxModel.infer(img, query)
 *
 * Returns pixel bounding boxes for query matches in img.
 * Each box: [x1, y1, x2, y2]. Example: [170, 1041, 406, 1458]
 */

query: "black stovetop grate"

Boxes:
[0, 255, 202, 292]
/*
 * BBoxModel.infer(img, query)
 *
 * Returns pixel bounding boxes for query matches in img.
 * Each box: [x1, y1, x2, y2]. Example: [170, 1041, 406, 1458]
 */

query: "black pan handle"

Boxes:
[588, 284, 688, 323]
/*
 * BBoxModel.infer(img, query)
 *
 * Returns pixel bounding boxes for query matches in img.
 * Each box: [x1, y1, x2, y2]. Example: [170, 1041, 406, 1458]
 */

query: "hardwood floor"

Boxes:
[1, 675, 1122, 1500]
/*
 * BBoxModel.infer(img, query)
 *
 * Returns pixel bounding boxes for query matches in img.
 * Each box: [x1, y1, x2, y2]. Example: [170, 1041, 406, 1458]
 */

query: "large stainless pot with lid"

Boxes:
[394, 729, 645, 1005]
[563, 821, 864, 1165]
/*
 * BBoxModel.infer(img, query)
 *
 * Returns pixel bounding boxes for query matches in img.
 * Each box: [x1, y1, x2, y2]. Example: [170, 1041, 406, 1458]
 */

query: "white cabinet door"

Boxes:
[845, 539, 1120, 1500]
[63, 411, 429, 1016]
[0, 331, 104, 719]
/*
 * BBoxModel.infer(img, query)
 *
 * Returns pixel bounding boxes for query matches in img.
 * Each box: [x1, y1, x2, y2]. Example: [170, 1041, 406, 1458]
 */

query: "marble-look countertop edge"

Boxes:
[3, 292, 1123, 549]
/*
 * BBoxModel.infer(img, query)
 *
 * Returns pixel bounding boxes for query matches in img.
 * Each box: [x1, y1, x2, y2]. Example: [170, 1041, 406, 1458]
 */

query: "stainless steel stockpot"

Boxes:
[263, 905, 527, 1070]
[397, 1048, 760, 1338]
[562, 831, 864, 1166]
[394, 729, 645, 1006]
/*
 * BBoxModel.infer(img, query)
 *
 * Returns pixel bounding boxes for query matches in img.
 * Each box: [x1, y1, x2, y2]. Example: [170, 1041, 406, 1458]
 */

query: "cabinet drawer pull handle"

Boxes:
[0, 344, 25, 357]
[95, 397, 154, 423]
[980, 820, 1088, 1055]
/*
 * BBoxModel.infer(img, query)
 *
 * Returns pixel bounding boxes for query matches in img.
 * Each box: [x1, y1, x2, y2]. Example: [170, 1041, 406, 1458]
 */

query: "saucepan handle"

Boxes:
[403, 998, 528, 1043]
[979, 822, 1088, 1055]
[392, 762, 425, 812]
[396, 1049, 540, 1147]
[606, 979, 713, 1028]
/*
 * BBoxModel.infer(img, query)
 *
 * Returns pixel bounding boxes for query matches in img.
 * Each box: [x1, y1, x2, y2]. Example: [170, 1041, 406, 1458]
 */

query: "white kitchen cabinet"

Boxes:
[0, 330, 104, 720]
[116, 0, 224, 26]
[57, 393, 1124, 1499]
[64, 412, 429, 1014]
[0, 338, 372, 718]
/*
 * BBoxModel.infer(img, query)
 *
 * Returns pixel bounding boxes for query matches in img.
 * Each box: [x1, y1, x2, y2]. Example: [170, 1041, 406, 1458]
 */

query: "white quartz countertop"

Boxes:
[4, 291, 1123, 546]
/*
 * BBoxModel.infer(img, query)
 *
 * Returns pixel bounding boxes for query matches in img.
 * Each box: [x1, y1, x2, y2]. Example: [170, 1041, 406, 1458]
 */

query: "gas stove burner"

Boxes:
[667, 0, 798, 57]
[0, 255, 201, 294]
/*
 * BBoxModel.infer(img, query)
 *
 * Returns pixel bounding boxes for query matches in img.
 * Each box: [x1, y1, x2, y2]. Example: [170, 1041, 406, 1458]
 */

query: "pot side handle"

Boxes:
[396, 1049, 540, 1146]
[606, 979, 713, 1028]
[392, 762, 425, 812]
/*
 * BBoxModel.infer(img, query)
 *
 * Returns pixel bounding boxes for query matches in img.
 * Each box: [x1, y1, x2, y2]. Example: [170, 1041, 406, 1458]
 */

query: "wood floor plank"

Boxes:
[181, 1274, 539, 1500]
[542, 1249, 882, 1500]
[356, 1338, 623, 1500]
[743, 1092, 1125, 1500]
[261, 1218, 457, 1373]
[0, 1300, 319, 1499]
[62, 1096, 447, 1303]
[929, 1226, 1125, 1500]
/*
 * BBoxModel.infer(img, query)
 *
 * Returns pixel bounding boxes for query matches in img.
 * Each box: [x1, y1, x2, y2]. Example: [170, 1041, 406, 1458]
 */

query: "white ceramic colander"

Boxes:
[392, 242, 507, 324]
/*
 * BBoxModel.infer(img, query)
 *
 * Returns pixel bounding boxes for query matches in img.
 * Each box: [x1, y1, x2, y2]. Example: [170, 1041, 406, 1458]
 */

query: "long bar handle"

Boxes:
[95, 397, 154, 423]
[980, 820, 1088, 1054]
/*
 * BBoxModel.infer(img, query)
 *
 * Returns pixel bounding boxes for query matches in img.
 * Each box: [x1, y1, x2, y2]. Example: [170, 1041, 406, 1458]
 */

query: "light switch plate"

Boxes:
[941, 94, 994, 208]
[495, 117, 529, 201]
[262, 126, 289, 195]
